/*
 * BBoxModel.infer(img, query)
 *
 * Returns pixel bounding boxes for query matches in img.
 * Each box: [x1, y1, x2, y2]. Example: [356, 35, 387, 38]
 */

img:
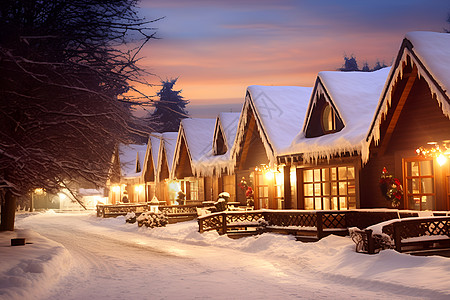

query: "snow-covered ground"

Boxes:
[1, 211, 450, 300]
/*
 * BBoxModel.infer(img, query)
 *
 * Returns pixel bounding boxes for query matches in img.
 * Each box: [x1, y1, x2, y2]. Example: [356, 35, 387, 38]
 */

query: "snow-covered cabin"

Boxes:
[108, 143, 147, 204]
[231, 86, 312, 209]
[276, 68, 390, 211]
[171, 118, 216, 204]
[155, 132, 178, 204]
[205, 112, 240, 202]
[361, 31, 450, 211]
[140, 133, 162, 202]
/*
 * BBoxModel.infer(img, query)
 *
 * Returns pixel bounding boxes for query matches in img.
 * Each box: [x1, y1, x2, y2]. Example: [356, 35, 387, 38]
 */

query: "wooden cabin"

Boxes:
[232, 86, 312, 209]
[171, 118, 216, 205]
[107, 143, 147, 204]
[206, 112, 240, 203]
[142, 134, 161, 202]
[277, 68, 390, 210]
[155, 132, 178, 204]
[362, 31, 450, 211]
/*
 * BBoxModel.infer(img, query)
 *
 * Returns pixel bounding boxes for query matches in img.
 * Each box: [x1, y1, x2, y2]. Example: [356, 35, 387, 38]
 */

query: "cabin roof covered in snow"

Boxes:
[364, 31, 450, 163]
[149, 134, 161, 172]
[217, 112, 240, 151]
[232, 85, 312, 165]
[281, 67, 391, 162]
[172, 118, 216, 177]
[161, 132, 178, 173]
[118, 143, 147, 178]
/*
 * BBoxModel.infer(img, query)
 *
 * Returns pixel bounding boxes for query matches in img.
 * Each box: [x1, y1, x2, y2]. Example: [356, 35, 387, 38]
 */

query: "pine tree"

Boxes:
[339, 55, 359, 71]
[151, 78, 189, 132]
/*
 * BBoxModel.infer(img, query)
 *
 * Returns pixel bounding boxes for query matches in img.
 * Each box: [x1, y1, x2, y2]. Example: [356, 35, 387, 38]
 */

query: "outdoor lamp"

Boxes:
[149, 196, 160, 213]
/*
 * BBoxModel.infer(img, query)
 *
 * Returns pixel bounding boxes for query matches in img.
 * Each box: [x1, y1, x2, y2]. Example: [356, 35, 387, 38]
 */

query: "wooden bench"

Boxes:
[351, 216, 450, 255]
[390, 217, 450, 254]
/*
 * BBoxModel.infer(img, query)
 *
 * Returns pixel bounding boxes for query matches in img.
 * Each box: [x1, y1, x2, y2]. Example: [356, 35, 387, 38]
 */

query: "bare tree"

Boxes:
[0, 0, 158, 230]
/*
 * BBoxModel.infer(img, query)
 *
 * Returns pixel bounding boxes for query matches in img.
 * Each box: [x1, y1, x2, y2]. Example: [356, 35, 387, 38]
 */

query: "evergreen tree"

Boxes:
[339, 55, 359, 71]
[151, 78, 189, 132]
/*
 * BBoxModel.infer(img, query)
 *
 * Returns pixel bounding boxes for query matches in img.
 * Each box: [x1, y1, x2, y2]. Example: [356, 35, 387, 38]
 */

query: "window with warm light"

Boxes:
[303, 166, 356, 210]
[403, 158, 435, 210]
[255, 172, 269, 209]
[322, 104, 334, 132]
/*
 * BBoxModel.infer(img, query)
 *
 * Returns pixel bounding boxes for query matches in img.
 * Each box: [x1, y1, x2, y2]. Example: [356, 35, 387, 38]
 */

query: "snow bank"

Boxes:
[0, 226, 72, 300]
[5, 212, 450, 299]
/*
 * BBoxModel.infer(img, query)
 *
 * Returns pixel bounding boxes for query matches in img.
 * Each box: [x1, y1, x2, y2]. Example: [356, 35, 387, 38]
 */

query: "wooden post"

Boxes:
[221, 212, 227, 235]
[198, 218, 204, 233]
[394, 223, 402, 252]
[316, 211, 323, 239]
[366, 229, 375, 254]
[283, 164, 291, 209]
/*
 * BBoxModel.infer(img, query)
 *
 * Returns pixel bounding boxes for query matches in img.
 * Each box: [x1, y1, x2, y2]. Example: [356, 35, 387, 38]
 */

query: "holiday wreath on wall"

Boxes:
[379, 167, 403, 208]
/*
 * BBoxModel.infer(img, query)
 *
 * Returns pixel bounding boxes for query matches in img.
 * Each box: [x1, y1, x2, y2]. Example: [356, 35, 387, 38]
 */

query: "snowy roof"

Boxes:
[172, 118, 216, 178]
[365, 31, 450, 163]
[118, 143, 147, 178]
[162, 132, 178, 173]
[194, 112, 240, 177]
[149, 134, 161, 172]
[217, 112, 240, 151]
[281, 67, 391, 162]
[232, 85, 313, 166]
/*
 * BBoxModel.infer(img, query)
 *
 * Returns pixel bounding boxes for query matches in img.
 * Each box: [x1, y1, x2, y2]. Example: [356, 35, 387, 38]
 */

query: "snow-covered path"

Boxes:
[7, 212, 450, 299]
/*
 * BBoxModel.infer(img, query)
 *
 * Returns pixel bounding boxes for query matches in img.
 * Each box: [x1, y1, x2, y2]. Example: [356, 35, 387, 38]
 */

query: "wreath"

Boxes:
[379, 167, 403, 208]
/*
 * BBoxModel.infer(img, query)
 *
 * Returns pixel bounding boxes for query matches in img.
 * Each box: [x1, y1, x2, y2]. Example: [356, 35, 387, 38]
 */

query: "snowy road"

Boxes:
[14, 212, 450, 300]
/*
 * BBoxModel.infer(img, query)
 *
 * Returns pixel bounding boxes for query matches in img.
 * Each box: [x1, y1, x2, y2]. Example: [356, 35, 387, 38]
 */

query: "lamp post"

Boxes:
[149, 196, 159, 213]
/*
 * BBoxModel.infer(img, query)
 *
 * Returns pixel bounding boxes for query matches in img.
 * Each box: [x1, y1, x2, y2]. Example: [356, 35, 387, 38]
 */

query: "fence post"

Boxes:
[221, 213, 227, 235]
[316, 212, 323, 239]
[198, 218, 204, 233]
[394, 223, 402, 252]
[366, 229, 375, 254]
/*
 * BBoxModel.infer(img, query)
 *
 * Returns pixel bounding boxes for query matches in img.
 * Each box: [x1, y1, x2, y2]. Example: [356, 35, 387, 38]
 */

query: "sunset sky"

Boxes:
[137, 0, 449, 117]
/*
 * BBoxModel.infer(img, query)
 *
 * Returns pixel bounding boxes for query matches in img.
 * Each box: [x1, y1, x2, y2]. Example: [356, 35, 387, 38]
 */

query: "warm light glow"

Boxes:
[111, 185, 121, 193]
[265, 170, 274, 180]
[134, 184, 145, 193]
[416, 141, 450, 167]
[437, 153, 447, 166]
[58, 193, 66, 200]
[34, 188, 44, 195]
[168, 181, 181, 193]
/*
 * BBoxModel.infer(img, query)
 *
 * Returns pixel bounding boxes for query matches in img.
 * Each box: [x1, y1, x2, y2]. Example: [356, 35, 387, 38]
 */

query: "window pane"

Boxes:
[304, 183, 314, 196]
[305, 198, 314, 210]
[323, 197, 330, 210]
[322, 168, 330, 181]
[410, 178, 420, 194]
[348, 197, 356, 209]
[331, 197, 339, 210]
[338, 167, 347, 180]
[422, 178, 434, 194]
[263, 187, 268, 197]
[347, 167, 355, 179]
[330, 182, 337, 195]
[314, 183, 321, 195]
[339, 197, 347, 210]
[339, 182, 347, 195]
[420, 160, 433, 176]
[314, 169, 321, 181]
[331, 168, 337, 181]
[409, 196, 420, 210]
[314, 198, 322, 210]
[322, 183, 330, 196]
[421, 196, 434, 210]
[409, 161, 420, 176]
[304, 170, 313, 182]
[348, 181, 356, 195]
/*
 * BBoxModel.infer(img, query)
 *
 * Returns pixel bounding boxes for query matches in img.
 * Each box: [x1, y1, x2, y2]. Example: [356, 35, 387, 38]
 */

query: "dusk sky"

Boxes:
[137, 0, 449, 118]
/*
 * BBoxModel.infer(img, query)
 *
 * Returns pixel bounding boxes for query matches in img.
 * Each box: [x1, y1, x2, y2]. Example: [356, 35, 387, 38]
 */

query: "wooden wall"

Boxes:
[361, 69, 450, 210]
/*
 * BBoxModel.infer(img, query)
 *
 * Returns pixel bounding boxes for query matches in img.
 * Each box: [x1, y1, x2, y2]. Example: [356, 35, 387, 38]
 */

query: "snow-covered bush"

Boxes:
[136, 211, 168, 228]
[214, 198, 227, 212]
[125, 212, 136, 224]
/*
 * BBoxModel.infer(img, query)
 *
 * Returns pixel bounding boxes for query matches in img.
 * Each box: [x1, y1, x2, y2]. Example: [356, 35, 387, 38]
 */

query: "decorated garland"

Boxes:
[379, 167, 403, 208]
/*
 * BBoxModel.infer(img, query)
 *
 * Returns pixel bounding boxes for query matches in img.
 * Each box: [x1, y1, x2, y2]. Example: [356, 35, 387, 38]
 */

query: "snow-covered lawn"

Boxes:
[1, 211, 450, 300]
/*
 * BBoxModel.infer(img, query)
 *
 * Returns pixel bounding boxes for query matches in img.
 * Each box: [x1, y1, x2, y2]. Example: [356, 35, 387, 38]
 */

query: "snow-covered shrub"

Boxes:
[218, 192, 230, 202]
[137, 211, 168, 228]
[125, 212, 136, 224]
[214, 198, 227, 212]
